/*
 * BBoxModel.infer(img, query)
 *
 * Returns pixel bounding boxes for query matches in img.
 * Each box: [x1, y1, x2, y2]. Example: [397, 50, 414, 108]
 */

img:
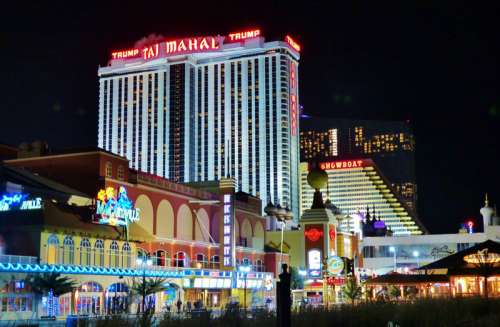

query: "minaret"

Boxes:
[480, 193, 494, 231]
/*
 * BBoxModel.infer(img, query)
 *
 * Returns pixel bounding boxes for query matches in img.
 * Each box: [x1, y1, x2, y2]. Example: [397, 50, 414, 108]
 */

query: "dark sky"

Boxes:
[1, 1, 499, 233]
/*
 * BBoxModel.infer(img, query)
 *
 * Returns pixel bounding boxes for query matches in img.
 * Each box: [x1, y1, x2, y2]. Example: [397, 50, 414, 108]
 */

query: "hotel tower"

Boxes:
[97, 30, 301, 219]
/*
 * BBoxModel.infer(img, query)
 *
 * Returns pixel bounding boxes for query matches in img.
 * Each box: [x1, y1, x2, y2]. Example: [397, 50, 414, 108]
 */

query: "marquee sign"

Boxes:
[319, 160, 364, 170]
[221, 194, 235, 268]
[110, 29, 301, 62]
[95, 187, 140, 227]
[0, 193, 42, 212]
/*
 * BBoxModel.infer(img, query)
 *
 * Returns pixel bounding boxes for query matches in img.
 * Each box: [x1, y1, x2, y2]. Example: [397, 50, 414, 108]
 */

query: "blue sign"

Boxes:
[0, 193, 42, 212]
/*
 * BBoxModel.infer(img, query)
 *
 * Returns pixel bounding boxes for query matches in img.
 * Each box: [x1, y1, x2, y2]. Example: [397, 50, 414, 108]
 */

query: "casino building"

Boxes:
[0, 149, 279, 319]
[97, 29, 301, 220]
[300, 160, 426, 236]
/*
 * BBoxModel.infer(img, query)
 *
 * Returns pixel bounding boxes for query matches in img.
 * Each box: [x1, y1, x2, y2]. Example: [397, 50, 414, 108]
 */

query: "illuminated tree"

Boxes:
[342, 277, 362, 305]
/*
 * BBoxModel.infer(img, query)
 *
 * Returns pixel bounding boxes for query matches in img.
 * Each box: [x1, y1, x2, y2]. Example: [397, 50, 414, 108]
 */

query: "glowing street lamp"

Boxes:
[389, 246, 397, 271]
[413, 250, 420, 267]
[239, 265, 251, 311]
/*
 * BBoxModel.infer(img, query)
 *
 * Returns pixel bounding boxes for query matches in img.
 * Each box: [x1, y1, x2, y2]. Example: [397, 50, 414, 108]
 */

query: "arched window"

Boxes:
[155, 250, 167, 267]
[117, 165, 125, 181]
[173, 252, 189, 268]
[122, 242, 131, 268]
[195, 253, 208, 268]
[80, 238, 91, 266]
[105, 162, 113, 178]
[210, 255, 219, 269]
[109, 241, 119, 267]
[94, 240, 104, 267]
[63, 236, 75, 265]
[47, 234, 59, 264]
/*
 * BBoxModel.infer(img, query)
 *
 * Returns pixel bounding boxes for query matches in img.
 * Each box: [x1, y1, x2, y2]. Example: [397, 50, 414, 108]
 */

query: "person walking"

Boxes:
[176, 299, 182, 314]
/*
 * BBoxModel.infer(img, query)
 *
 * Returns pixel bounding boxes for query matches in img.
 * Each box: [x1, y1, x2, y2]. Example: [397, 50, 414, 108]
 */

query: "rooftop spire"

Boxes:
[485, 193, 489, 207]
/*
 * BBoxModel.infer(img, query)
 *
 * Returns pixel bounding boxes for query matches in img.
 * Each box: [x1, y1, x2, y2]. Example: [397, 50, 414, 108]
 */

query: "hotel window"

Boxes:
[155, 249, 168, 267]
[62, 236, 74, 265]
[195, 253, 208, 268]
[105, 162, 113, 178]
[255, 259, 265, 272]
[80, 238, 91, 266]
[46, 234, 59, 264]
[94, 239, 104, 267]
[117, 165, 125, 181]
[122, 242, 131, 268]
[210, 255, 220, 269]
[174, 252, 189, 268]
[109, 241, 119, 267]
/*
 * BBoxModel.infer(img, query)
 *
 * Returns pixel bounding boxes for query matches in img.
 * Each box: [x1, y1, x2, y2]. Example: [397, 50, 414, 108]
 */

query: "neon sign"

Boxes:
[0, 193, 42, 212]
[326, 256, 344, 275]
[308, 249, 322, 276]
[227, 29, 261, 42]
[305, 228, 323, 242]
[285, 35, 301, 52]
[222, 194, 234, 267]
[165, 37, 219, 55]
[95, 187, 140, 226]
[290, 61, 298, 136]
[320, 160, 364, 170]
[111, 43, 160, 60]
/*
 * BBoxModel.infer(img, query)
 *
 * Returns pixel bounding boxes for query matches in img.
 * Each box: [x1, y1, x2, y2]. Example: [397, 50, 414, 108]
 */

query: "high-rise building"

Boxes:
[300, 118, 417, 212]
[97, 29, 301, 219]
[300, 160, 426, 235]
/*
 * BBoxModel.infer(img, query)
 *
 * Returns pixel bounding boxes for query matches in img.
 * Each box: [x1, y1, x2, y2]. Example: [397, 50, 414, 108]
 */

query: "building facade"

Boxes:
[0, 150, 280, 319]
[97, 29, 301, 220]
[300, 160, 426, 235]
[300, 118, 417, 212]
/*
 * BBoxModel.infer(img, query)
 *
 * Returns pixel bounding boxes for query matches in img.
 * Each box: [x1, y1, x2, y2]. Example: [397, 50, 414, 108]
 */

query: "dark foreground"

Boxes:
[6, 298, 500, 327]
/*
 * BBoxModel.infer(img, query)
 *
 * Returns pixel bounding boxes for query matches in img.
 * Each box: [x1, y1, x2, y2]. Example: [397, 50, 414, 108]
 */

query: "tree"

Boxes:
[389, 285, 401, 300]
[289, 266, 304, 290]
[342, 277, 362, 305]
[25, 273, 77, 318]
[129, 277, 168, 313]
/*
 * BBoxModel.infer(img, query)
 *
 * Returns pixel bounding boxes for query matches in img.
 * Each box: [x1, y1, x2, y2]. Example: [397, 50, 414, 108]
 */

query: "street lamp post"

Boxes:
[239, 265, 251, 312]
[413, 250, 420, 268]
[136, 257, 153, 313]
[389, 246, 397, 271]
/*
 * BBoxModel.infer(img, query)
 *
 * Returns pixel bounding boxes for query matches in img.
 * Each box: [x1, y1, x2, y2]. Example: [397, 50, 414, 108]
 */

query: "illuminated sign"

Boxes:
[285, 35, 301, 52]
[320, 160, 364, 170]
[264, 275, 274, 291]
[165, 36, 219, 55]
[0, 193, 42, 212]
[111, 44, 160, 60]
[222, 194, 234, 267]
[305, 228, 323, 242]
[95, 187, 140, 226]
[193, 278, 232, 289]
[227, 29, 261, 42]
[326, 256, 344, 275]
[290, 61, 298, 136]
[308, 249, 322, 271]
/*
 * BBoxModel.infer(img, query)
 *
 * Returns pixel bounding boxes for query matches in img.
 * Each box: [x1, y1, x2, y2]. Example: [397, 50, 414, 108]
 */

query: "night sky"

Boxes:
[1, 1, 499, 233]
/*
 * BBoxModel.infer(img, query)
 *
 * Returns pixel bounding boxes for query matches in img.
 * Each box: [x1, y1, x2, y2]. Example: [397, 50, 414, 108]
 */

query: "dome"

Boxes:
[307, 167, 328, 190]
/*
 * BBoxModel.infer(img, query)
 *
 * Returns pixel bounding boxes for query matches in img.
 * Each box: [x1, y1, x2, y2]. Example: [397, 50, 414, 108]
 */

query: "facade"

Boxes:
[0, 150, 280, 319]
[97, 29, 301, 220]
[300, 118, 417, 212]
[300, 160, 426, 235]
[361, 198, 500, 276]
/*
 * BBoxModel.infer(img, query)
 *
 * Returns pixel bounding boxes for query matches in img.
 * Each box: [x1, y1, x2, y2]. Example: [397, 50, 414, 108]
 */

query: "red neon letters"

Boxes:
[111, 44, 159, 60]
[320, 160, 364, 170]
[227, 29, 261, 42]
[285, 35, 301, 52]
[165, 37, 219, 55]
[111, 48, 140, 60]
[290, 61, 298, 136]
[305, 228, 323, 242]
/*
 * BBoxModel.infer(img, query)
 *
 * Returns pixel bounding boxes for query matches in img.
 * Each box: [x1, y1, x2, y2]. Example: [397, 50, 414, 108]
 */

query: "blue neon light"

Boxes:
[0, 193, 42, 212]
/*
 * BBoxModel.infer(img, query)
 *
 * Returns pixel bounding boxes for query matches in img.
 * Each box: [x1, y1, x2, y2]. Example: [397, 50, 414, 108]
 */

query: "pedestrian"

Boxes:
[176, 299, 182, 313]
[187, 301, 192, 312]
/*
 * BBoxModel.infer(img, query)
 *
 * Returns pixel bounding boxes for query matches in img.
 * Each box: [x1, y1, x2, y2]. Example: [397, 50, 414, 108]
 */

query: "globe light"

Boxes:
[412, 250, 419, 258]
[136, 258, 143, 265]
[389, 246, 396, 253]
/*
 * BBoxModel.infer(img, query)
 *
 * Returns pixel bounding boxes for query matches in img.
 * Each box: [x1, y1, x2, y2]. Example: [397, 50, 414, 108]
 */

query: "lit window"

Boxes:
[105, 162, 113, 178]
[117, 165, 125, 180]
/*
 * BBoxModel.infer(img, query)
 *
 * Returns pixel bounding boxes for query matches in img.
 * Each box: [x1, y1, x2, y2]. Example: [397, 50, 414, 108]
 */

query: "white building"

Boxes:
[97, 30, 301, 219]
[360, 196, 500, 275]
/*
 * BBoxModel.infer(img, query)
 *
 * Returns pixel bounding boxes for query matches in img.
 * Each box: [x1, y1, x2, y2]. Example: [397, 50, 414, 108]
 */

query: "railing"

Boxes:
[0, 255, 38, 265]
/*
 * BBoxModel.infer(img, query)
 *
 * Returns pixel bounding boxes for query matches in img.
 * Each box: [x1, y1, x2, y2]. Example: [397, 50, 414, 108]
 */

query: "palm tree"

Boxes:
[129, 277, 168, 313]
[342, 277, 362, 305]
[25, 273, 77, 318]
